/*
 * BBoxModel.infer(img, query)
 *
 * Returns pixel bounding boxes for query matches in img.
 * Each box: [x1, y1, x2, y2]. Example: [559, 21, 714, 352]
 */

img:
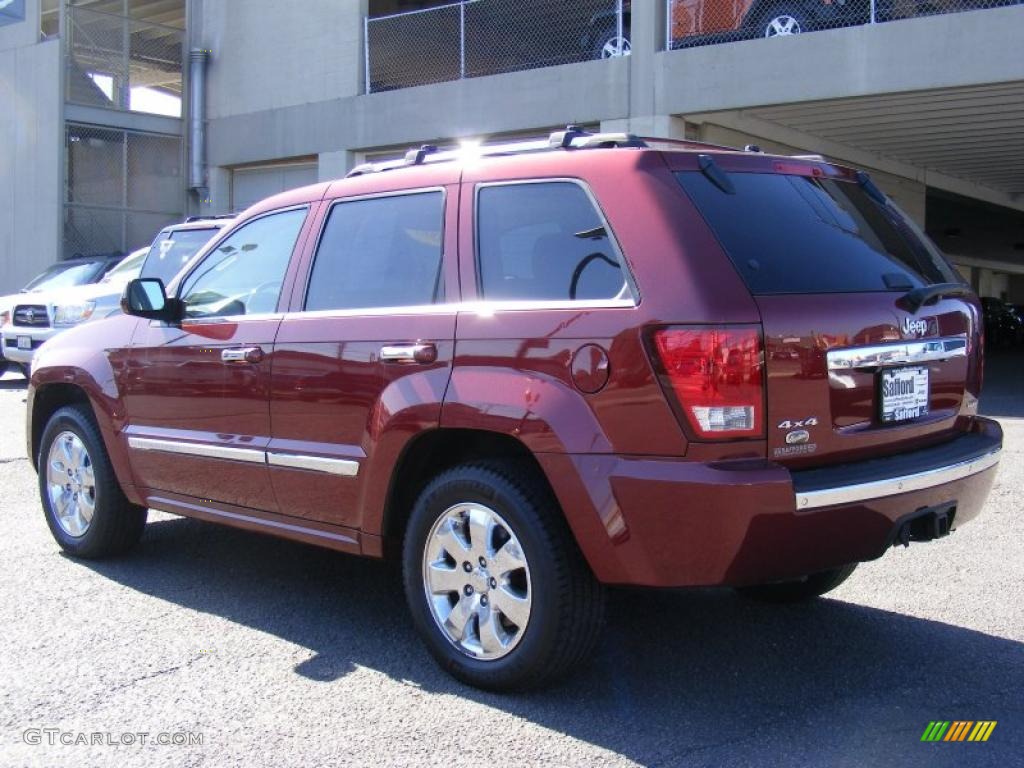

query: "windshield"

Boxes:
[140, 228, 220, 285]
[676, 171, 962, 294]
[22, 260, 109, 292]
[100, 249, 147, 285]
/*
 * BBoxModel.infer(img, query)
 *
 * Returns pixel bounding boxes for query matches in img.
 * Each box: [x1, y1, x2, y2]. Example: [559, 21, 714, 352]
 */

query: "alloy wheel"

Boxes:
[46, 431, 96, 538]
[765, 14, 803, 36]
[600, 35, 631, 58]
[422, 502, 532, 660]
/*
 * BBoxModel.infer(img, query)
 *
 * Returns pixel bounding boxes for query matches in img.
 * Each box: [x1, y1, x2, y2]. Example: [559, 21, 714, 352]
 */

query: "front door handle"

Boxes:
[380, 343, 437, 364]
[221, 346, 264, 364]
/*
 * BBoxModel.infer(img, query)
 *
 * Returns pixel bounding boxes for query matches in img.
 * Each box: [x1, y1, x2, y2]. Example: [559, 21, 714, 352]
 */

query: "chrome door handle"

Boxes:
[221, 346, 264, 364]
[380, 343, 437, 364]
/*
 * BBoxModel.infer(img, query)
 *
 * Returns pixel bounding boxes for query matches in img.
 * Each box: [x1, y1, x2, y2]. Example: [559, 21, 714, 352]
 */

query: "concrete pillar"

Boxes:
[627, 0, 661, 123]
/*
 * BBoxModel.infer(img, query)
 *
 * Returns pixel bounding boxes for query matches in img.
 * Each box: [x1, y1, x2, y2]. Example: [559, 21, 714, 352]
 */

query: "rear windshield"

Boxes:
[140, 227, 220, 285]
[676, 171, 961, 294]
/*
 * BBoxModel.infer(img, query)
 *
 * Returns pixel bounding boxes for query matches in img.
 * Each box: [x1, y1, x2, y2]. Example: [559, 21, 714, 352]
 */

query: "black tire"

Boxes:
[736, 563, 857, 603]
[402, 461, 605, 692]
[755, 5, 812, 37]
[38, 404, 147, 558]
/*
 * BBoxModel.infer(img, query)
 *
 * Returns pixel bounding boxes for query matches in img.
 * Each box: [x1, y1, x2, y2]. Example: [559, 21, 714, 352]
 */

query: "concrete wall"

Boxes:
[0, 2, 61, 294]
[199, 0, 366, 121]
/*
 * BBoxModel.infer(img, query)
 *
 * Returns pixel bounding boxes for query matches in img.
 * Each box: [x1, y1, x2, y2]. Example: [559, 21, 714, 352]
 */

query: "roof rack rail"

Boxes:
[343, 125, 738, 179]
[404, 144, 439, 166]
[549, 125, 647, 149]
[184, 214, 235, 223]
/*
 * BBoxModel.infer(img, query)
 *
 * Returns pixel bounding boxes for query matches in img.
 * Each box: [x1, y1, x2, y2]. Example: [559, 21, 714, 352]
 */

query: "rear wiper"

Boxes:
[901, 282, 972, 314]
[698, 154, 734, 194]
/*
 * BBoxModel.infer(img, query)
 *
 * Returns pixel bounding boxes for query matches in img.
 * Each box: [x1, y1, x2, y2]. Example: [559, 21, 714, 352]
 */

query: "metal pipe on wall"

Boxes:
[188, 48, 209, 198]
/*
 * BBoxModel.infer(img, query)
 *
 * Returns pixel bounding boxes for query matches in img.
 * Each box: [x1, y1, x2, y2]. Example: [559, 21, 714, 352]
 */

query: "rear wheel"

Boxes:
[403, 462, 605, 691]
[757, 6, 811, 37]
[592, 23, 631, 59]
[736, 564, 857, 602]
[38, 404, 147, 558]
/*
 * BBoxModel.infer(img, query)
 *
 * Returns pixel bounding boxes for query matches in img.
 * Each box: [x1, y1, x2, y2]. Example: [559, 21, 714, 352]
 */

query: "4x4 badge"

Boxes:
[777, 417, 817, 430]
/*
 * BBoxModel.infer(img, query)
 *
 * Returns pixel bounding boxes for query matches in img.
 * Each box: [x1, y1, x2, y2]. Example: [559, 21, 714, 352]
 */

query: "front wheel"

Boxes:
[735, 564, 858, 602]
[403, 462, 605, 691]
[38, 404, 147, 558]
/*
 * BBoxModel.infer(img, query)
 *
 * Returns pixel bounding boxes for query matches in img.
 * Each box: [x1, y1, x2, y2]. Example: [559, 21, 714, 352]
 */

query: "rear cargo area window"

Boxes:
[676, 171, 961, 295]
[306, 191, 444, 311]
[476, 182, 631, 302]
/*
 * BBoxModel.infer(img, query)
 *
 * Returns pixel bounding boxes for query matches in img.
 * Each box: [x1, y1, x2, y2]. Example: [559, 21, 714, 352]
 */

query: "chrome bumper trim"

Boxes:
[826, 336, 967, 371]
[127, 436, 266, 464]
[795, 447, 1001, 510]
[266, 452, 359, 477]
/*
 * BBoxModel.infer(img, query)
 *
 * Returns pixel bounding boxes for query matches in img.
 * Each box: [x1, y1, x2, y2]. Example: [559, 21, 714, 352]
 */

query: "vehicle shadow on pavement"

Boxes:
[0, 377, 28, 391]
[980, 350, 1024, 419]
[79, 514, 1024, 765]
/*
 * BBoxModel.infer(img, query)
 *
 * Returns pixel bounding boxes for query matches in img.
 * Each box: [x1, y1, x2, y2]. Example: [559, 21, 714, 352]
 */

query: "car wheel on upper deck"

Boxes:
[402, 461, 605, 692]
[735, 563, 858, 603]
[38, 405, 147, 558]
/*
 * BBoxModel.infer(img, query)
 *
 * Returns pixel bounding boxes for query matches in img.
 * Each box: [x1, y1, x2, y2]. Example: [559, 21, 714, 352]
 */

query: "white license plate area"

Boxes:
[17, 336, 32, 350]
[880, 366, 929, 423]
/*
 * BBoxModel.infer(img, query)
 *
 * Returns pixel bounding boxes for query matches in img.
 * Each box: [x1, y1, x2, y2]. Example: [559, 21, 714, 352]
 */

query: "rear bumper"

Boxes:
[540, 417, 1002, 588]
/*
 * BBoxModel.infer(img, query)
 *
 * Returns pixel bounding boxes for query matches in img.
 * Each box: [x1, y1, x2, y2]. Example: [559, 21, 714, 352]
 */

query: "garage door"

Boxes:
[231, 162, 319, 213]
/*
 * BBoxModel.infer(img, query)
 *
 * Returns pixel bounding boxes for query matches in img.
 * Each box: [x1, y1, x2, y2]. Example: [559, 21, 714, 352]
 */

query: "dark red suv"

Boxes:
[27, 128, 1002, 691]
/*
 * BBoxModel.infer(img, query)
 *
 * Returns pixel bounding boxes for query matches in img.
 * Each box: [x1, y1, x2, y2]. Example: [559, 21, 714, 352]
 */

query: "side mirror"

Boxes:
[121, 278, 180, 323]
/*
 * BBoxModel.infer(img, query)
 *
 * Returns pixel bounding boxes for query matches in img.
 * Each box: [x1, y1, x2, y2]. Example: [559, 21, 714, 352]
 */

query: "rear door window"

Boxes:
[676, 171, 961, 294]
[305, 191, 445, 311]
[476, 181, 632, 302]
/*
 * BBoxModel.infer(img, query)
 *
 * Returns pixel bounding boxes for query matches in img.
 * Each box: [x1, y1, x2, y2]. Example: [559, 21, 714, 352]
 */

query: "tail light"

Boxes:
[650, 326, 764, 439]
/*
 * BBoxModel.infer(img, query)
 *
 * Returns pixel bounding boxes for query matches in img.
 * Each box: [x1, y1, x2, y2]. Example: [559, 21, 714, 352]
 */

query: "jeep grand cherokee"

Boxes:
[27, 128, 1001, 691]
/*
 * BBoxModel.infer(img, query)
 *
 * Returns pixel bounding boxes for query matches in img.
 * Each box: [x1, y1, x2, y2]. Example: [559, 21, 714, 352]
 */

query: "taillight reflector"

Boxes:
[652, 326, 764, 439]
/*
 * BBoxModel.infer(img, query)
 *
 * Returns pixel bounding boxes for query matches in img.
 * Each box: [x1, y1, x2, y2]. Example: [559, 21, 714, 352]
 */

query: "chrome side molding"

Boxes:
[795, 447, 1000, 510]
[827, 336, 967, 371]
[127, 436, 266, 464]
[266, 452, 359, 477]
[128, 436, 360, 477]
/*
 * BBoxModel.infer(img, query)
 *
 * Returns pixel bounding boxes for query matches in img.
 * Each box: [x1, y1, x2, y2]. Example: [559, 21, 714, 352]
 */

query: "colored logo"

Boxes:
[921, 721, 997, 742]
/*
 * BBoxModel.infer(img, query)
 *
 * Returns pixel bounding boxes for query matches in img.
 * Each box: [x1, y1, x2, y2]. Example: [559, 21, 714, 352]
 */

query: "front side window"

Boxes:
[476, 182, 631, 302]
[180, 208, 306, 319]
[305, 191, 444, 312]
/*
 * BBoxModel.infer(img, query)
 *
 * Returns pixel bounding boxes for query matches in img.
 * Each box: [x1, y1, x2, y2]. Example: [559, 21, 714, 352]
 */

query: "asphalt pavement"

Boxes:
[0, 356, 1021, 768]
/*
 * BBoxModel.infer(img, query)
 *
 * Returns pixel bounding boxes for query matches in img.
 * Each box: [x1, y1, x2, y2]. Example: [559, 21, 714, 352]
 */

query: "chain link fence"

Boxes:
[366, 0, 627, 93]
[66, 2, 183, 115]
[666, 0, 1022, 49]
[63, 124, 183, 259]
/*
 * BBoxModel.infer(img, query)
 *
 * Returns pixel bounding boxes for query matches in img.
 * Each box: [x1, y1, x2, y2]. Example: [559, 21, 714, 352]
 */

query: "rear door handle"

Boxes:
[380, 343, 437, 364]
[221, 346, 264, 364]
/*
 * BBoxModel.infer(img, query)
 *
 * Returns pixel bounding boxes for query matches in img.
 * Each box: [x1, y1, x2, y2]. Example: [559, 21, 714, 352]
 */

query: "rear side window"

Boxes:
[676, 171, 960, 294]
[476, 182, 631, 302]
[306, 191, 444, 311]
